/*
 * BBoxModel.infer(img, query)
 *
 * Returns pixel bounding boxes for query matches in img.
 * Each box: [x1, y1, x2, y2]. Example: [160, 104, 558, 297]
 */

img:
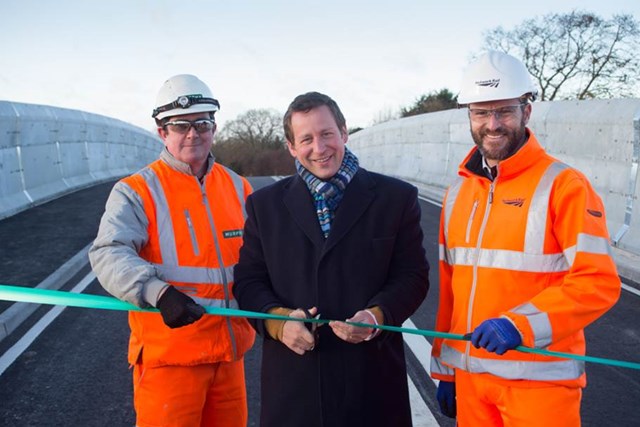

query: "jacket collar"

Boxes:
[459, 128, 544, 181]
[283, 168, 376, 254]
[160, 148, 215, 176]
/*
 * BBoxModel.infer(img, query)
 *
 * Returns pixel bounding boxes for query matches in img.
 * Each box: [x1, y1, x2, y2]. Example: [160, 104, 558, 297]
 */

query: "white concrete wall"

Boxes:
[348, 98, 640, 263]
[0, 101, 160, 220]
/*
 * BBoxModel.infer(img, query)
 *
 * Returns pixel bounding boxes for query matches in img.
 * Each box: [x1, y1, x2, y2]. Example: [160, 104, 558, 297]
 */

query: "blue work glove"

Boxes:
[471, 318, 522, 355]
[156, 286, 205, 329]
[436, 381, 456, 418]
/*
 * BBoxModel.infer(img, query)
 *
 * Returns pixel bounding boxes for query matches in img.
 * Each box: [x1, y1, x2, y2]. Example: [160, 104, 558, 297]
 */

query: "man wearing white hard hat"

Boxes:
[90, 74, 255, 426]
[429, 51, 621, 426]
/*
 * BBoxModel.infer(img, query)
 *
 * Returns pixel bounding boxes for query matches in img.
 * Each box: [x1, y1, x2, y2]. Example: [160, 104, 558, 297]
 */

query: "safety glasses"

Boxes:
[164, 118, 215, 134]
[468, 104, 525, 122]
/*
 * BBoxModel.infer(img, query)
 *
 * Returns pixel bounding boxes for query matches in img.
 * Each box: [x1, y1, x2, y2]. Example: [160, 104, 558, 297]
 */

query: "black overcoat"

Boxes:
[233, 168, 430, 427]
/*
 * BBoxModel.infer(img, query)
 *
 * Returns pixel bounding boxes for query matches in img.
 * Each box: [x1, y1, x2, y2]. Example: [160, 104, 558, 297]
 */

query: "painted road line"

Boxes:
[408, 373, 439, 426]
[403, 318, 437, 386]
[403, 317, 441, 425]
[622, 282, 640, 297]
[0, 272, 95, 377]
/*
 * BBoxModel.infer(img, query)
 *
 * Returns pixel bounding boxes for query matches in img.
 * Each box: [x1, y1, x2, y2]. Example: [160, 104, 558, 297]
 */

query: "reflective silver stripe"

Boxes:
[441, 344, 584, 381]
[443, 178, 463, 240]
[192, 295, 239, 309]
[220, 164, 247, 219]
[138, 167, 179, 265]
[524, 162, 569, 253]
[155, 264, 235, 284]
[511, 302, 552, 348]
[564, 233, 613, 266]
[438, 243, 453, 265]
[447, 247, 569, 273]
[430, 356, 455, 377]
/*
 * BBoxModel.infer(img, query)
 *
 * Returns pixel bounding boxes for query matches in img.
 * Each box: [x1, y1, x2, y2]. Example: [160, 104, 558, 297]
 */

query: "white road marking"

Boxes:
[0, 272, 96, 377]
[403, 318, 442, 425]
[622, 282, 640, 297]
[408, 372, 440, 426]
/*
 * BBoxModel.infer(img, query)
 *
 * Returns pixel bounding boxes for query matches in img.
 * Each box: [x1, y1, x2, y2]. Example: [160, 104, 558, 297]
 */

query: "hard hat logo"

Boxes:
[476, 79, 500, 88]
[152, 74, 220, 120]
[458, 51, 538, 105]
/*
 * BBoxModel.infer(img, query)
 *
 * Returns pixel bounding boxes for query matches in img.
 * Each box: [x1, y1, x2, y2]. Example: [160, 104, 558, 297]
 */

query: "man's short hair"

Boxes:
[283, 92, 346, 143]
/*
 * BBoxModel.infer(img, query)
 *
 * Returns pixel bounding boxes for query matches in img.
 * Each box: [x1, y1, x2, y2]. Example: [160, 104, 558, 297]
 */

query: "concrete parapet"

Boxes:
[0, 101, 160, 220]
[349, 99, 640, 278]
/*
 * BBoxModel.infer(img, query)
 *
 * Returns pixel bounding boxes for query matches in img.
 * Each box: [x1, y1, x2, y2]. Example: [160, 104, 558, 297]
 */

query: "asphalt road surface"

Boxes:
[0, 177, 638, 426]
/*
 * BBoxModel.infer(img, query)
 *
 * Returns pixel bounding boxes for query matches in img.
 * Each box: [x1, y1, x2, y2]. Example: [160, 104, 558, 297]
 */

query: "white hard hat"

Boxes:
[152, 74, 220, 120]
[457, 51, 538, 104]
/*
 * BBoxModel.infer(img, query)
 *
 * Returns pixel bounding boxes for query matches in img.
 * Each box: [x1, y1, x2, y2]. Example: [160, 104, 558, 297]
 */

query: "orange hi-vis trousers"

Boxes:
[455, 369, 582, 427]
[133, 359, 247, 427]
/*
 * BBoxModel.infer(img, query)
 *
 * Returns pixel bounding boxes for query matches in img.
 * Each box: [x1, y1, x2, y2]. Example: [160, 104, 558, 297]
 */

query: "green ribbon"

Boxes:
[1, 284, 639, 370]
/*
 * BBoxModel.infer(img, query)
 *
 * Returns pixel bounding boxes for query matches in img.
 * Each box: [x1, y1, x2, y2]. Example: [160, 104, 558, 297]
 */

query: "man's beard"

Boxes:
[471, 119, 527, 162]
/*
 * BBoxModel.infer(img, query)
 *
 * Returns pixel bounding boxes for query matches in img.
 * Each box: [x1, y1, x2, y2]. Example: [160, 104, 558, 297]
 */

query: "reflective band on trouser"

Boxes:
[441, 344, 585, 381]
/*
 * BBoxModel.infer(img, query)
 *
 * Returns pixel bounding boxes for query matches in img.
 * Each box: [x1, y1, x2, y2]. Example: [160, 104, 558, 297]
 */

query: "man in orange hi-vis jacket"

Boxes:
[89, 74, 255, 426]
[430, 51, 621, 426]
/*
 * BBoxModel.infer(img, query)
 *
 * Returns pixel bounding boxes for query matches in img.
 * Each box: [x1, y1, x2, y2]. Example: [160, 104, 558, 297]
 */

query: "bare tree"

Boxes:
[218, 108, 284, 148]
[483, 10, 640, 100]
[213, 108, 294, 176]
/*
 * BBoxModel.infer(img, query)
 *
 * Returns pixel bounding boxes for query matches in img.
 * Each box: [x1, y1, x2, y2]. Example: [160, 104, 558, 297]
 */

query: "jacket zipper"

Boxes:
[200, 178, 239, 360]
[464, 180, 495, 370]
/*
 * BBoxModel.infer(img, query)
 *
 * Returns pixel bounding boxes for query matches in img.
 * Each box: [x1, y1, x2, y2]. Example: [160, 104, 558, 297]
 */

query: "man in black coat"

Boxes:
[233, 91, 430, 427]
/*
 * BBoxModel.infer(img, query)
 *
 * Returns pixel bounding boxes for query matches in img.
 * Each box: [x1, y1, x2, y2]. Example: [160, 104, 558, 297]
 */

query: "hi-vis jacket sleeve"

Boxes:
[89, 181, 167, 308]
[431, 188, 456, 382]
[502, 170, 621, 349]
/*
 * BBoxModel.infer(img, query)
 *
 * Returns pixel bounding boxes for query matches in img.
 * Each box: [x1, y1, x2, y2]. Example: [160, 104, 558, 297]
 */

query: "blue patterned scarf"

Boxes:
[296, 148, 360, 238]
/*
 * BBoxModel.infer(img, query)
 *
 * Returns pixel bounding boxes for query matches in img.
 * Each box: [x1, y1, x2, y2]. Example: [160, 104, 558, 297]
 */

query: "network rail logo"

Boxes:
[476, 79, 500, 88]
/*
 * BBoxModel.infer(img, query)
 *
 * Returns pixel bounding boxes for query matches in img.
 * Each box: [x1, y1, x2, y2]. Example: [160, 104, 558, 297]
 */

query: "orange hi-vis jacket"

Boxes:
[430, 130, 620, 388]
[112, 153, 255, 367]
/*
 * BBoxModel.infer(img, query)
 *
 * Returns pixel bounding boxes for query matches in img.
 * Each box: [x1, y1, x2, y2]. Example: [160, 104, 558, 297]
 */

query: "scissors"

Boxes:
[302, 308, 321, 349]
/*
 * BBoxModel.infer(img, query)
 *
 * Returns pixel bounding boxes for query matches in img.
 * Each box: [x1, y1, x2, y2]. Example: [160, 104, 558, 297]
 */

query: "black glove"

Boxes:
[436, 380, 456, 418]
[156, 286, 205, 329]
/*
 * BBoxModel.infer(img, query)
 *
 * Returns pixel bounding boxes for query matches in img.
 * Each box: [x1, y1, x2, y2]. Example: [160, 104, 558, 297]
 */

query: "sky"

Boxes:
[1, 0, 638, 133]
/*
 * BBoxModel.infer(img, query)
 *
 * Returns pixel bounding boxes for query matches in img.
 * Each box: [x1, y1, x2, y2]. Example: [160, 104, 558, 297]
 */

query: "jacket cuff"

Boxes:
[502, 312, 533, 347]
[144, 278, 170, 308]
[265, 307, 294, 341]
[367, 306, 384, 325]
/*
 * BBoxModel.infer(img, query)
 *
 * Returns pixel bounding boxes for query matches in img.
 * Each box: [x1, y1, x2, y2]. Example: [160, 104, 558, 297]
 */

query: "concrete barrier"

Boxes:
[0, 101, 160, 220]
[2, 99, 639, 280]
[349, 99, 640, 281]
